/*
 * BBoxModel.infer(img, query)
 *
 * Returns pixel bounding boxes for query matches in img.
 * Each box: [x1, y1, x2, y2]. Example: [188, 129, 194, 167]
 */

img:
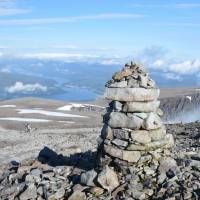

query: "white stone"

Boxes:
[143, 112, 162, 130]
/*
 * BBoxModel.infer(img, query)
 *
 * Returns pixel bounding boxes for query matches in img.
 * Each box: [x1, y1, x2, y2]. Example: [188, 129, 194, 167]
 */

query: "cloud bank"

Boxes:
[5, 82, 47, 93]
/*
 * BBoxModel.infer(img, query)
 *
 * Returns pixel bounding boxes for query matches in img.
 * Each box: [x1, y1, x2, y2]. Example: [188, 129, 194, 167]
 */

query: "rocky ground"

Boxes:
[0, 121, 199, 200]
[0, 89, 200, 200]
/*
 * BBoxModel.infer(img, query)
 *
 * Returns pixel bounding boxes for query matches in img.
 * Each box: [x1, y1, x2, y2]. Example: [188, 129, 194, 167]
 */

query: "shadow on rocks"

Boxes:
[37, 146, 97, 170]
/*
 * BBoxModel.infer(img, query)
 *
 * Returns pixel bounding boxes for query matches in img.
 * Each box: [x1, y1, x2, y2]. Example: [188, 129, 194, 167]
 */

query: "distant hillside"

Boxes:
[1, 58, 200, 101]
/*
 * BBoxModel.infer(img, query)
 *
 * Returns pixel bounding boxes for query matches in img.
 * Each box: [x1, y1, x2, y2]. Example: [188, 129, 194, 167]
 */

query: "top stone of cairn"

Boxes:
[104, 61, 160, 102]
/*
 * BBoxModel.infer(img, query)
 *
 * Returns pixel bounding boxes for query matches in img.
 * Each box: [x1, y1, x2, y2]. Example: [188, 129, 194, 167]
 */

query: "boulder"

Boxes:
[123, 101, 160, 112]
[104, 88, 160, 102]
[97, 165, 119, 191]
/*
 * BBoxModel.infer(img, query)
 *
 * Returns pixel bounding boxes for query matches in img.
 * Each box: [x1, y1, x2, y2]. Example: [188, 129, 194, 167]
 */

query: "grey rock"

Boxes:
[104, 88, 160, 102]
[159, 157, 177, 174]
[80, 169, 97, 186]
[30, 168, 42, 176]
[97, 165, 119, 191]
[104, 145, 141, 163]
[108, 112, 143, 129]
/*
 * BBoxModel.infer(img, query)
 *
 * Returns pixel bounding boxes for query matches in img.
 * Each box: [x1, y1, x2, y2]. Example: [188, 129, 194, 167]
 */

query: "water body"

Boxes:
[49, 87, 98, 102]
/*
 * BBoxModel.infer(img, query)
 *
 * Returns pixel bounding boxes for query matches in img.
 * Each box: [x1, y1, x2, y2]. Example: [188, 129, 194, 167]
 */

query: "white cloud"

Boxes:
[5, 82, 47, 93]
[163, 73, 182, 81]
[0, 13, 145, 26]
[169, 60, 200, 74]
[0, 68, 10, 73]
[153, 59, 165, 67]
[20, 52, 100, 62]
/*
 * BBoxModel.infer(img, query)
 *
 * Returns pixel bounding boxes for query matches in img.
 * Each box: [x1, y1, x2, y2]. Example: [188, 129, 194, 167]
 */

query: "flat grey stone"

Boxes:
[104, 88, 160, 102]
[112, 138, 128, 148]
[123, 101, 160, 112]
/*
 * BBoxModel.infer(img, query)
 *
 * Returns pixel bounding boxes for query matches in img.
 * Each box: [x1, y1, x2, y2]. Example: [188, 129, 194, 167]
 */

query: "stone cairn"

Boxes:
[80, 61, 176, 200]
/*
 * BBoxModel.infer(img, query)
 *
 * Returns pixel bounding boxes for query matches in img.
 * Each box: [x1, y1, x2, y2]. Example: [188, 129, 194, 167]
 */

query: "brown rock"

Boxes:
[112, 69, 132, 81]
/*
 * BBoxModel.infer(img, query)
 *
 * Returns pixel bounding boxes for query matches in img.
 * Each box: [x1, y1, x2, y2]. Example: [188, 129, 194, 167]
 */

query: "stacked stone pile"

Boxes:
[89, 61, 175, 199]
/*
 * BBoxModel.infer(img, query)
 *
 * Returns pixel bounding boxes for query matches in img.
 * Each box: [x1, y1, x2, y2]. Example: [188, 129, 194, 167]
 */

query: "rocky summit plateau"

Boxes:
[0, 62, 200, 200]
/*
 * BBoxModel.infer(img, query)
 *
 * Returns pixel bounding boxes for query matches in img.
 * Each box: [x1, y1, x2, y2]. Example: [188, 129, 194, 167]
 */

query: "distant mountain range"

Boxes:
[0, 58, 199, 101]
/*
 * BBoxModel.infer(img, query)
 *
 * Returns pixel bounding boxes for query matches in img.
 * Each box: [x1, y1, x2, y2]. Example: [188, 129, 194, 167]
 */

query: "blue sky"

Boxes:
[0, 0, 200, 65]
